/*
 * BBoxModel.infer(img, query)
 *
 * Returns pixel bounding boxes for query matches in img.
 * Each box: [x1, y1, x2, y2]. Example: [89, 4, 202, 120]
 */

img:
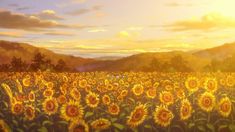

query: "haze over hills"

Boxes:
[193, 42, 235, 60]
[0, 40, 95, 69]
[1, 40, 235, 72]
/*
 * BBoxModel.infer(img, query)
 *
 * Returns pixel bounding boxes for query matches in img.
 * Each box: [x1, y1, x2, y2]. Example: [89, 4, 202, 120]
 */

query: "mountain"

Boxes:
[0, 40, 95, 69]
[1, 40, 235, 72]
[95, 56, 123, 61]
[194, 42, 235, 60]
[78, 51, 210, 72]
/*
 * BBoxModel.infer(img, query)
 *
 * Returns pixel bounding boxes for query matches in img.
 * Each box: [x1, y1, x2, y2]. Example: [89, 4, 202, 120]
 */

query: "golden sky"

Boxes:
[0, 0, 235, 57]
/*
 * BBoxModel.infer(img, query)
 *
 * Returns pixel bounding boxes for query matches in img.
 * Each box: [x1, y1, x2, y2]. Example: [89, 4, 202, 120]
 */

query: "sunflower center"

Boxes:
[66, 105, 78, 117]
[46, 101, 55, 111]
[73, 125, 85, 132]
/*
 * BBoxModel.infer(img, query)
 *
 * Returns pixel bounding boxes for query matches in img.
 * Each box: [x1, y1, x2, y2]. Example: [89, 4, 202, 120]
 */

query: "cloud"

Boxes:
[44, 31, 75, 36]
[88, 28, 107, 33]
[117, 30, 140, 39]
[8, 4, 19, 7]
[16, 6, 32, 11]
[167, 13, 235, 31]
[0, 9, 68, 30]
[73, 0, 87, 3]
[35, 10, 64, 20]
[66, 5, 102, 16]
[165, 2, 194, 7]
[0, 31, 24, 38]
[118, 31, 130, 38]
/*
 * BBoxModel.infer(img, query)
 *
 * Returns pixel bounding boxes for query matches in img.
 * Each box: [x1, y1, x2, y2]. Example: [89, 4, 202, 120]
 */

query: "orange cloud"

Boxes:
[0, 31, 24, 37]
[168, 13, 235, 31]
[0, 9, 67, 30]
[36, 10, 64, 20]
[44, 31, 75, 36]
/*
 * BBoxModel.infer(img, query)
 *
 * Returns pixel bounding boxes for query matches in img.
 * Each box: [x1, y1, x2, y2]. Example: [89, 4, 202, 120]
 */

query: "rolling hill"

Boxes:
[193, 42, 235, 60]
[78, 51, 210, 71]
[1, 40, 235, 72]
[0, 40, 95, 69]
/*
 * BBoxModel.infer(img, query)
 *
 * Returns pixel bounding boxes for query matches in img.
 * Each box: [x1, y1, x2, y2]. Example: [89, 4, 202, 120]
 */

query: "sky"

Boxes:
[0, 0, 235, 58]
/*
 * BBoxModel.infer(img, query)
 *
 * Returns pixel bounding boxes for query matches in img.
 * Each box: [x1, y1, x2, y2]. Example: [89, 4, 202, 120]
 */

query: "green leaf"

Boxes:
[197, 125, 206, 132]
[85, 112, 94, 118]
[29, 122, 38, 128]
[3, 101, 8, 108]
[120, 113, 125, 118]
[207, 123, 215, 132]
[218, 125, 228, 132]
[188, 122, 195, 128]
[57, 121, 68, 125]
[38, 127, 48, 132]
[144, 125, 152, 129]
[229, 124, 235, 132]
[113, 123, 124, 130]
[42, 120, 53, 126]
[111, 118, 118, 122]
[12, 120, 18, 126]
[16, 128, 24, 132]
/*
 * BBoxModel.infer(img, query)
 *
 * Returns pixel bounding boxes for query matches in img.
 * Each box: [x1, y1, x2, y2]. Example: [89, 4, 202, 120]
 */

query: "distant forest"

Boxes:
[0, 52, 73, 72]
[1, 52, 235, 72]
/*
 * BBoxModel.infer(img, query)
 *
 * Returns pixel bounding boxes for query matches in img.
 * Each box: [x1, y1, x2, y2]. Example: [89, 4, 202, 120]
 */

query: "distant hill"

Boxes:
[0, 40, 95, 69]
[95, 56, 122, 61]
[78, 51, 210, 72]
[194, 42, 235, 60]
[1, 40, 235, 72]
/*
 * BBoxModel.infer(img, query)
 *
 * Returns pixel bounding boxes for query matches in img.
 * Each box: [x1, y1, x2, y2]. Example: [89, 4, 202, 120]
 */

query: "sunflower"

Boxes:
[153, 105, 174, 127]
[120, 89, 128, 97]
[24, 105, 35, 121]
[204, 78, 218, 93]
[85, 92, 100, 108]
[42, 97, 58, 115]
[126, 103, 148, 128]
[175, 88, 185, 99]
[132, 84, 144, 96]
[90, 118, 111, 131]
[79, 79, 88, 88]
[107, 84, 114, 91]
[60, 100, 84, 122]
[159, 91, 174, 106]
[198, 92, 215, 112]
[185, 77, 200, 92]
[70, 88, 81, 102]
[108, 103, 120, 115]
[22, 77, 30, 87]
[68, 120, 89, 132]
[11, 101, 24, 115]
[1, 83, 13, 100]
[146, 88, 157, 99]
[46, 82, 54, 89]
[226, 75, 235, 87]
[0, 119, 11, 132]
[102, 94, 111, 105]
[28, 91, 35, 102]
[117, 95, 124, 102]
[57, 95, 67, 104]
[180, 99, 192, 120]
[153, 82, 160, 88]
[217, 97, 232, 117]
[43, 89, 54, 98]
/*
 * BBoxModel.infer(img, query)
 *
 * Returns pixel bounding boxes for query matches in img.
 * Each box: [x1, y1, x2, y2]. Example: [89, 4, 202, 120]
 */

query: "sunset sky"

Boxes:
[1, 0, 235, 58]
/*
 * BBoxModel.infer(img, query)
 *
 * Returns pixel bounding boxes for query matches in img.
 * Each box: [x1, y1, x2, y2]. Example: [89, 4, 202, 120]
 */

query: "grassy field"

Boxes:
[0, 72, 235, 132]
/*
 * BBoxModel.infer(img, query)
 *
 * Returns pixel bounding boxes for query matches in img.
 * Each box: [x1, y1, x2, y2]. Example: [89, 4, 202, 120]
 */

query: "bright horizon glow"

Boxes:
[0, 0, 235, 58]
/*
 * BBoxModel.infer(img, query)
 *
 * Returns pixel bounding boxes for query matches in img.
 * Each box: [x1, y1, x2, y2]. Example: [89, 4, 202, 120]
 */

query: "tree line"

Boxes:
[141, 55, 193, 72]
[0, 52, 73, 72]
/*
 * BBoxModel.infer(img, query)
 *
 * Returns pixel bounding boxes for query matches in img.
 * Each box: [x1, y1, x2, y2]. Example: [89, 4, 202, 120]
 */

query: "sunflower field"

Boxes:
[0, 72, 235, 132]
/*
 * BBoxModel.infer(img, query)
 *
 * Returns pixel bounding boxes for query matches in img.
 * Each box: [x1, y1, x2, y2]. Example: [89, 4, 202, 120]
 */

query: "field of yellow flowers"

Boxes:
[0, 72, 235, 132]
